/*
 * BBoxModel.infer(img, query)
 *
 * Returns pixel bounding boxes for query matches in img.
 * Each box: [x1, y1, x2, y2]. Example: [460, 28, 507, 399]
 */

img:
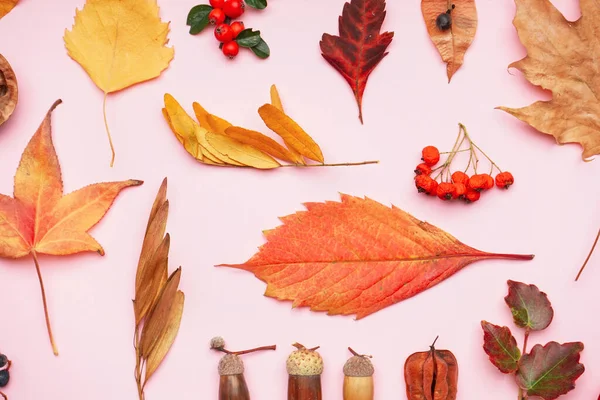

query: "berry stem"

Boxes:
[459, 123, 503, 174]
[575, 226, 600, 281]
[32, 251, 59, 356]
[102, 92, 116, 168]
[281, 160, 379, 168]
[433, 126, 466, 181]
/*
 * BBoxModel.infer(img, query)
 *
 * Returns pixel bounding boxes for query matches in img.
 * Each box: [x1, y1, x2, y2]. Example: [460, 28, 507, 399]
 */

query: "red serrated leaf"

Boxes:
[220, 194, 533, 319]
[481, 321, 521, 374]
[319, 0, 394, 124]
[516, 341, 585, 400]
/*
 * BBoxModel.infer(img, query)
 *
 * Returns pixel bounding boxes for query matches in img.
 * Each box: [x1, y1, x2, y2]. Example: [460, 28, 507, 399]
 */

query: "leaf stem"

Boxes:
[522, 329, 530, 355]
[575, 227, 600, 281]
[134, 325, 145, 400]
[103, 92, 116, 168]
[280, 160, 379, 168]
[32, 251, 59, 356]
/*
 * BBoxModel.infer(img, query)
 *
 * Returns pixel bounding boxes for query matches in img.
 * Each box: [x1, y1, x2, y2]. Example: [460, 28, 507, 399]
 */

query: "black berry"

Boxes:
[436, 13, 452, 30]
[0, 355, 6, 369]
[0, 370, 9, 388]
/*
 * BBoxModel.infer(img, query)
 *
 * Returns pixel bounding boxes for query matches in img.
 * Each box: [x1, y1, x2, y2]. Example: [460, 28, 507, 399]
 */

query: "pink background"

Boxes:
[1, 0, 599, 398]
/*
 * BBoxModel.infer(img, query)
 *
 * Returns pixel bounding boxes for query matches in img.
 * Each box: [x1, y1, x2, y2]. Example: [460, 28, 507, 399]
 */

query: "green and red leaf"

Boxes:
[219, 194, 533, 319]
[481, 321, 521, 373]
[505, 280, 554, 331]
[516, 341, 585, 400]
[319, 0, 394, 124]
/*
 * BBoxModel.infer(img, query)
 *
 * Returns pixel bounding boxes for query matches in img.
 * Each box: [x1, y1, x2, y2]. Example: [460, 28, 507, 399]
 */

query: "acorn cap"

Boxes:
[286, 348, 323, 376]
[343, 356, 374, 377]
[218, 354, 244, 376]
[210, 336, 226, 350]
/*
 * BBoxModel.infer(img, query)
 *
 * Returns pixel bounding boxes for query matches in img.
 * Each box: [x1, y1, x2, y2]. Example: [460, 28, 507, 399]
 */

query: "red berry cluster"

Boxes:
[414, 123, 514, 204]
[187, 0, 270, 60]
[210, 0, 245, 58]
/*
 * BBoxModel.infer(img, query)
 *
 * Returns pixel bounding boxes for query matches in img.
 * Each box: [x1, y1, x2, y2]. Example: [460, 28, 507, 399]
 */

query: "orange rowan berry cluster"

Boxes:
[414, 123, 514, 203]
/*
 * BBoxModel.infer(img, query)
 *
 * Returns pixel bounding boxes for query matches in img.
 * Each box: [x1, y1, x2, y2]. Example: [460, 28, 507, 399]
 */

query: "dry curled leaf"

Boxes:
[64, 0, 174, 166]
[498, 0, 600, 159]
[0, 100, 142, 355]
[421, 0, 477, 81]
[133, 179, 184, 400]
[163, 87, 378, 170]
[0, 0, 18, 19]
[219, 194, 533, 319]
[0, 54, 18, 126]
[320, 0, 394, 123]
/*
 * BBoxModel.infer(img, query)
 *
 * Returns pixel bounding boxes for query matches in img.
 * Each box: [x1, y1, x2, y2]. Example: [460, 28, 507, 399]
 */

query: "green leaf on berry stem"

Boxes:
[505, 280, 554, 331]
[481, 321, 521, 374]
[236, 29, 262, 48]
[250, 38, 270, 59]
[517, 341, 585, 400]
[245, 0, 267, 9]
[187, 5, 213, 35]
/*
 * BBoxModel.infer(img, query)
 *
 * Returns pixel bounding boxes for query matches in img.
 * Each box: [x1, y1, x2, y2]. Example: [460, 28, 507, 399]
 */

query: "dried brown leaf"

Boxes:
[134, 234, 170, 325]
[206, 131, 281, 169]
[224, 126, 303, 164]
[258, 104, 324, 163]
[0, 54, 18, 126]
[140, 267, 182, 358]
[144, 290, 184, 381]
[135, 201, 169, 294]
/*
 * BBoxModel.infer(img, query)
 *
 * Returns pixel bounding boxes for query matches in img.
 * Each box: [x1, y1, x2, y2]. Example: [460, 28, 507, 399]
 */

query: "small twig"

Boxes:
[103, 92, 116, 168]
[280, 160, 379, 168]
[348, 347, 372, 358]
[575, 227, 600, 281]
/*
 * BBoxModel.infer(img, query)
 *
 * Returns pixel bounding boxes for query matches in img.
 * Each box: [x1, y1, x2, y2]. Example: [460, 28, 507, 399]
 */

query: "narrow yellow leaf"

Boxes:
[205, 132, 281, 169]
[163, 94, 224, 164]
[140, 267, 182, 358]
[258, 104, 324, 163]
[195, 126, 243, 166]
[134, 234, 170, 325]
[270, 85, 284, 112]
[144, 290, 184, 382]
[269, 85, 305, 164]
[192, 102, 232, 134]
[225, 126, 303, 164]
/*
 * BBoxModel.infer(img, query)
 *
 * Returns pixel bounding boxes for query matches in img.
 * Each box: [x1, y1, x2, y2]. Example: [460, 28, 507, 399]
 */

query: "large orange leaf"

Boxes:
[221, 194, 534, 319]
[0, 100, 142, 354]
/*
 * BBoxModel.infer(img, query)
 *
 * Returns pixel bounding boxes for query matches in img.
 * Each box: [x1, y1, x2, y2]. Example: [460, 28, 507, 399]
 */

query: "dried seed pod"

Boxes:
[287, 343, 323, 400]
[343, 348, 374, 400]
[0, 54, 18, 127]
[404, 337, 458, 400]
[211, 337, 276, 400]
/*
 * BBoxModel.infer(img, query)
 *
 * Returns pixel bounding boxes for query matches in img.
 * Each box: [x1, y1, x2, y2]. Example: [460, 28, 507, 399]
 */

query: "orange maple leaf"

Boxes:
[0, 100, 142, 355]
[221, 194, 534, 319]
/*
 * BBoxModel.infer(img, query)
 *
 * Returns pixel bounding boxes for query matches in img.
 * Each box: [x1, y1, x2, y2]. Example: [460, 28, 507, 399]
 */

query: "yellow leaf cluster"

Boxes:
[162, 85, 326, 169]
[133, 179, 184, 394]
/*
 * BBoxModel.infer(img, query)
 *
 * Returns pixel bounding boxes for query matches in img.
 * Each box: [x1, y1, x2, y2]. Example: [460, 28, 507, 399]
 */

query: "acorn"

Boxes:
[211, 336, 276, 400]
[343, 348, 374, 400]
[287, 343, 323, 400]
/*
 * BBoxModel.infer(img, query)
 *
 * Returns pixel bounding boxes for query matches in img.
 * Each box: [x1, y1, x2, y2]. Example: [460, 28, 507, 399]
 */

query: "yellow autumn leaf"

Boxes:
[64, 0, 174, 166]
[258, 104, 324, 163]
[0, 0, 18, 19]
[206, 131, 281, 169]
[225, 126, 303, 164]
[269, 84, 305, 165]
[163, 94, 245, 165]
[192, 102, 232, 134]
[270, 84, 284, 112]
